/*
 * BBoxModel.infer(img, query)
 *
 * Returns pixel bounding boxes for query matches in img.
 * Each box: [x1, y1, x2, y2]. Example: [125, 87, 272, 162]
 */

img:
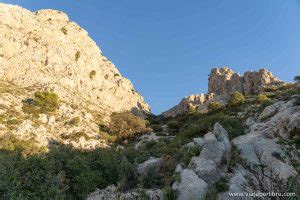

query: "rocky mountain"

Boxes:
[0, 3, 299, 200]
[163, 67, 283, 117]
[0, 3, 151, 150]
[0, 3, 150, 117]
[208, 67, 282, 95]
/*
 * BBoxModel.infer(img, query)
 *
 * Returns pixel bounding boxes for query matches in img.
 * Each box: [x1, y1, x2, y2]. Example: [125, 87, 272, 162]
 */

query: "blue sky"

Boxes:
[2, 0, 300, 114]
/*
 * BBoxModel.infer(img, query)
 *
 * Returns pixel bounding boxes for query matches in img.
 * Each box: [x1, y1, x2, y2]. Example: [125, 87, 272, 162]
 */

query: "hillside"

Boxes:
[0, 3, 149, 118]
[0, 3, 299, 200]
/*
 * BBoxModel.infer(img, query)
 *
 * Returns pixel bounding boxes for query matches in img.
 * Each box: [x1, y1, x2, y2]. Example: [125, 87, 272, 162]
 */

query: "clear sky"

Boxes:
[2, 0, 300, 114]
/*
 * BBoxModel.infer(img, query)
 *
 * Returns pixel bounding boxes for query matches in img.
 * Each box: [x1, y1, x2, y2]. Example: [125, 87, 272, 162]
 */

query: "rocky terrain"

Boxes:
[163, 67, 282, 117]
[0, 3, 149, 118]
[0, 3, 299, 200]
[0, 3, 150, 150]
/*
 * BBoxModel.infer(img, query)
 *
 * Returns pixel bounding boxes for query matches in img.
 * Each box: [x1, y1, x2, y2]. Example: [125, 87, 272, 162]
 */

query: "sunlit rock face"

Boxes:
[208, 67, 282, 95]
[163, 67, 282, 117]
[0, 3, 150, 117]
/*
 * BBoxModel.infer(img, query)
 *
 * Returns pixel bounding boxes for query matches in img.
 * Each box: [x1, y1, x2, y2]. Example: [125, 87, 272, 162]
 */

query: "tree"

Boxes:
[228, 92, 245, 107]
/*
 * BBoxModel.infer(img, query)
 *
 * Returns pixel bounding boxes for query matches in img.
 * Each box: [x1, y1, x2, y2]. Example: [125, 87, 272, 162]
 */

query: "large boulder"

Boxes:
[189, 157, 220, 185]
[199, 123, 231, 170]
[188, 123, 231, 185]
[175, 169, 208, 200]
[137, 157, 163, 176]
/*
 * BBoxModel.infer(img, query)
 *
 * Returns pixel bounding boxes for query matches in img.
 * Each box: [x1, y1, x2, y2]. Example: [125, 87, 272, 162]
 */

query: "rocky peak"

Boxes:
[163, 67, 283, 117]
[208, 67, 282, 95]
[0, 3, 150, 117]
[208, 67, 243, 95]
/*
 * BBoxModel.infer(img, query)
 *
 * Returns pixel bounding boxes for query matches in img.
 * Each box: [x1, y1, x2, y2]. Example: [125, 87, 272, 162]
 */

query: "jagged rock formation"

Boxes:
[163, 67, 282, 117]
[173, 123, 231, 199]
[221, 96, 299, 199]
[0, 3, 150, 117]
[208, 67, 282, 95]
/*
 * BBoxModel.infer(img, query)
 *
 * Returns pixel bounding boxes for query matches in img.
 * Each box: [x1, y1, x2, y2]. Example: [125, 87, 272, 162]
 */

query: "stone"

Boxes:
[200, 123, 231, 170]
[188, 157, 221, 185]
[175, 169, 208, 200]
[137, 157, 163, 176]
[175, 164, 183, 173]
[39, 114, 48, 124]
[0, 3, 150, 117]
[87, 185, 117, 200]
[146, 189, 164, 200]
[193, 137, 204, 147]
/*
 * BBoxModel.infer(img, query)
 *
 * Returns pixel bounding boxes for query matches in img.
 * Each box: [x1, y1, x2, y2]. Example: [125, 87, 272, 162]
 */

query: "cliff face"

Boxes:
[163, 67, 283, 117]
[0, 3, 150, 116]
[208, 67, 282, 95]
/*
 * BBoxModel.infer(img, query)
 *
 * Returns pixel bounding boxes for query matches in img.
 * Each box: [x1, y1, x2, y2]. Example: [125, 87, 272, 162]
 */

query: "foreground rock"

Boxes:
[222, 99, 299, 199]
[174, 123, 231, 199]
[0, 3, 150, 117]
[87, 185, 164, 200]
[174, 169, 208, 200]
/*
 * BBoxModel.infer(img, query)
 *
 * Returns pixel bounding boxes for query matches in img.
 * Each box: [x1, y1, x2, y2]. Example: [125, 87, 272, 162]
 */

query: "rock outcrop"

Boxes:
[173, 123, 231, 199]
[0, 3, 150, 117]
[163, 67, 282, 117]
[208, 67, 282, 95]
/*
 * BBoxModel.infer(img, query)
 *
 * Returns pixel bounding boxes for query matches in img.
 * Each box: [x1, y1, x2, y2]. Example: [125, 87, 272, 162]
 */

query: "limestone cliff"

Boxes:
[163, 67, 283, 117]
[0, 3, 150, 117]
[208, 67, 282, 95]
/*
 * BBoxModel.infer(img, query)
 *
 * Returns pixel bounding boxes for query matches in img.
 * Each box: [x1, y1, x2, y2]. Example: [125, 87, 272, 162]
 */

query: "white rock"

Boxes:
[38, 114, 48, 124]
[176, 169, 208, 200]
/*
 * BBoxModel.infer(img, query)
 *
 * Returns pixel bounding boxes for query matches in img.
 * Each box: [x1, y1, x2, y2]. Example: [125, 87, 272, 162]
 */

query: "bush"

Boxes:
[75, 51, 81, 61]
[182, 146, 201, 166]
[167, 120, 183, 133]
[151, 124, 163, 132]
[215, 177, 229, 192]
[228, 92, 245, 107]
[108, 112, 150, 139]
[60, 27, 68, 35]
[67, 117, 80, 126]
[208, 101, 225, 111]
[89, 70, 96, 79]
[256, 94, 271, 104]
[0, 145, 120, 199]
[34, 91, 59, 112]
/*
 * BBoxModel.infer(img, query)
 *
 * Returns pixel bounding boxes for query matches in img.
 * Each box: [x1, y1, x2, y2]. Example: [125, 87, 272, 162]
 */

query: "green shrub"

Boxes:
[60, 27, 68, 35]
[208, 101, 225, 111]
[0, 135, 44, 155]
[294, 75, 300, 83]
[256, 94, 271, 105]
[228, 92, 245, 107]
[75, 51, 81, 61]
[215, 177, 229, 192]
[0, 145, 120, 199]
[140, 155, 175, 189]
[34, 91, 59, 112]
[89, 70, 96, 79]
[67, 117, 80, 126]
[109, 112, 150, 139]
[182, 146, 201, 166]
[167, 120, 183, 133]
[61, 131, 92, 142]
[118, 157, 138, 191]
[151, 124, 163, 132]
[219, 117, 244, 139]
